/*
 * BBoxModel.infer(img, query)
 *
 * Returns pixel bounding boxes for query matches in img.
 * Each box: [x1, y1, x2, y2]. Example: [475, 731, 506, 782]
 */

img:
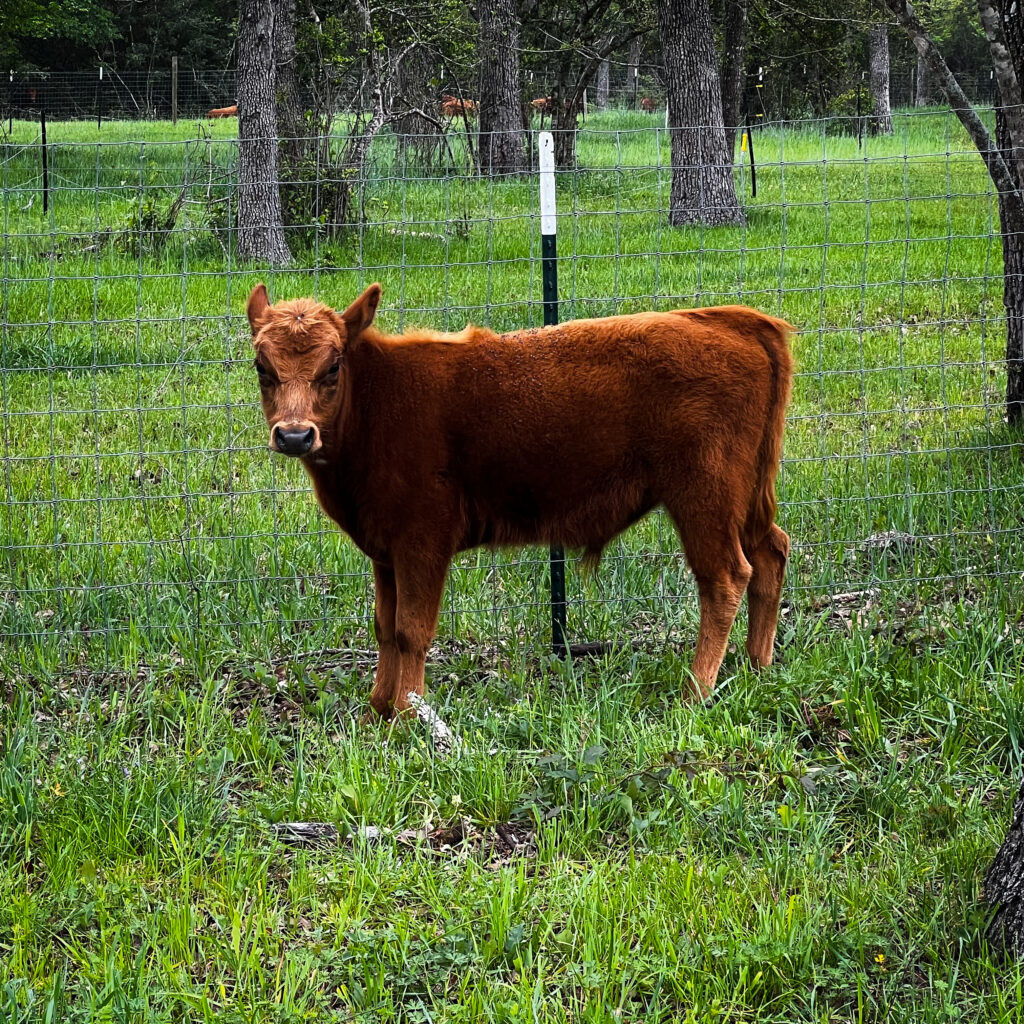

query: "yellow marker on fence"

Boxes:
[741, 132, 748, 153]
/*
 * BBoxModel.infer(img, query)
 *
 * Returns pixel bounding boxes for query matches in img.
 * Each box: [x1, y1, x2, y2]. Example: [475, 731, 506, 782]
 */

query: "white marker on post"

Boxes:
[539, 130, 556, 236]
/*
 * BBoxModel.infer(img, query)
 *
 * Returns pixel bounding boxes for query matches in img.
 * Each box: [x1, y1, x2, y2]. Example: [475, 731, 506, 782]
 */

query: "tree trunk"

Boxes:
[552, 89, 581, 169]
[657, 0, 743, 226]
[551, 44, 617, 170]
[596, 59, 610, 111]
[478, 0, 527, 176]
[996, 108, 1024, 428]
[869, 22, 894, 135]
[275, 0, 305, 165]
[720, 0, 749, 159]
[238, 0, 292, 265]
[986, 776, 1024, 951]
[915, 51, 934, 105]
[993, 0, 1024, 426]
[627, 37, 641, 108]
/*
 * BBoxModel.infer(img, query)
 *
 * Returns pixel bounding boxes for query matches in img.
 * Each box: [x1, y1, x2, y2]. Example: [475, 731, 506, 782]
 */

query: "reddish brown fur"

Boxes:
[531, 96, 553, 114]
[441, 94, 477, 118]
[208, 104, 238, 118]
[640, 96, 656, 113]
[248, 284, 794, 720]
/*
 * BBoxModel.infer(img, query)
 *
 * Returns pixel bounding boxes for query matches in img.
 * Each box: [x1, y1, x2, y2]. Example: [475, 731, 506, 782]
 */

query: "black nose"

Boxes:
[274, 425, 316, 455]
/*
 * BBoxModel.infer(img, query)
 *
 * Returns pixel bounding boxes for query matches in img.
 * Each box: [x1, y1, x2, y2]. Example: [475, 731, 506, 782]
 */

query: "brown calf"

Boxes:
[531, 96, 553, 114]
[247, 284, 794, 720]
[208, 104, 238, 118]
[640, 96, 656, 113]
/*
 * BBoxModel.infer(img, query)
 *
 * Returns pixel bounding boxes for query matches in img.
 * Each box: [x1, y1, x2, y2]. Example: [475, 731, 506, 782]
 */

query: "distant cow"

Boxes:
[208, 104, 238, 118]
[247, 283, 794, 721]
[640, 96, 656, 113]
[531, 96, 553, 114]
[441, 94, 477, 118]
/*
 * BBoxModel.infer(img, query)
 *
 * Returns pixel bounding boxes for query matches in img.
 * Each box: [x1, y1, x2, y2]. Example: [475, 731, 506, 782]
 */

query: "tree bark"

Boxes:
[978, 0, 1024, 177]
[868, 22, 894, 135]
[996, 108, 1024, 430]
[720, 0, 749, 159]
[478, 0, 527, 176]
[986, 777, 1024, 951]
[596, 59, 610, 111]
[275, 0, 305, 165]
[987, 0, 1024, 427]
[238, 0, 292, 265]
[915, 51, 934, 105]
[552, 84, 581, 168]
[657, 0, 743, 226]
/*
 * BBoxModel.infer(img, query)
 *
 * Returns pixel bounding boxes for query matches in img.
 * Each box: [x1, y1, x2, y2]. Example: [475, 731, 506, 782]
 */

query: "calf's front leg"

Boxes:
[367, 561, 399, 720]
[388, 556, 450, 718]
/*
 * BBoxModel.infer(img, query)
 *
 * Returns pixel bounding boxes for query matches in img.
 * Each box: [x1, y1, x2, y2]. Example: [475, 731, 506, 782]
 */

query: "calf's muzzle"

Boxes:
[272, 423, 319, 456]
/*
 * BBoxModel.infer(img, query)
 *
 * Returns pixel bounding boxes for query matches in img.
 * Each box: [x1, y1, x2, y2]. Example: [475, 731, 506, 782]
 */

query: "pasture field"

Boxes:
[2, 109, 1024, 1020]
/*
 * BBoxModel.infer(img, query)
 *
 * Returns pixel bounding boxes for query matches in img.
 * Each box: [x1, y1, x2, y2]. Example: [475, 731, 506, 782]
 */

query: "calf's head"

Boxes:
[247, 282, 382, 457]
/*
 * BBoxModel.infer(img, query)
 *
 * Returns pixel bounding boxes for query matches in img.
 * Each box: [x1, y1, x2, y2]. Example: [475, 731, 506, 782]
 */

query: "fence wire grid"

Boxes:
[2, 107, 1023, 676]
[3, 65, 1001, 123]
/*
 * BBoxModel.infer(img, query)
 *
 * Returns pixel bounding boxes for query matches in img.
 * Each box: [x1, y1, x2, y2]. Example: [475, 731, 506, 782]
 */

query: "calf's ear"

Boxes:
[338, 283, 382, 342]
[247, 284, 270, 335]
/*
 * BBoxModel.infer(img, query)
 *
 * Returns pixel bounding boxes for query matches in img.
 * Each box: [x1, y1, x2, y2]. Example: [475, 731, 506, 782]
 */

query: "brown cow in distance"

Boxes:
[208, 104, 238, 118]
[441, 94, 477, 118]
[640, 96, 656, 113]
[247, 283, 794, 721]
[531, 96, 553, 114]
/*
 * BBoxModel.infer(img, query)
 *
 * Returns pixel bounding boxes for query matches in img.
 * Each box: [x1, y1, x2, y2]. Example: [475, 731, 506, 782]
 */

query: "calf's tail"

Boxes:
[744, 314, 795, 547]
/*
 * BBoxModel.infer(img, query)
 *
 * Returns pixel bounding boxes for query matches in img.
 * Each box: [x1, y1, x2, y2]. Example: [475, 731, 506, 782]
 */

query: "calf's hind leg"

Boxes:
[669, 508, 752, 700]
[744, 523, 789, 668]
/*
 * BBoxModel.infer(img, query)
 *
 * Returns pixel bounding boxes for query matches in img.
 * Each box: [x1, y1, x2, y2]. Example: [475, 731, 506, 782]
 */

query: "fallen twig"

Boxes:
[407, 691, 461, 756]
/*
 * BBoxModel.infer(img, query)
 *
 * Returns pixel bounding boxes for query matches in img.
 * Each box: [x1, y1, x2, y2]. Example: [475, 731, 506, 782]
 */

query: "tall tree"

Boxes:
[237, 0, 292, 265]
[658, 0, 743, 225]
[868, 20, 894, 133]
[478, 0, 527, 176]
[720, 0, 750, 158]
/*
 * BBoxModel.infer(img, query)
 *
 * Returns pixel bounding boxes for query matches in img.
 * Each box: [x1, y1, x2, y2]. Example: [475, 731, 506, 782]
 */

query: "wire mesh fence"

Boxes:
[4, 69, 241, 122]
[1, 66, 1001, 123]
[2, 106, 1023, 677]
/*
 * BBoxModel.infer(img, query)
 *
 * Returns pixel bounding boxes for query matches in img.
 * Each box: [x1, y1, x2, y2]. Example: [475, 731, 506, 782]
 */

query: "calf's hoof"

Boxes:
[360, 697, 394, 725]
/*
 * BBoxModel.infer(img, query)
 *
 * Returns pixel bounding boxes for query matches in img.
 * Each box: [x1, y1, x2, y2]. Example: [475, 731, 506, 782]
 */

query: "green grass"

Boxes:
[2, 108, 1024, 1020]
